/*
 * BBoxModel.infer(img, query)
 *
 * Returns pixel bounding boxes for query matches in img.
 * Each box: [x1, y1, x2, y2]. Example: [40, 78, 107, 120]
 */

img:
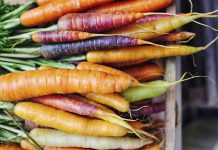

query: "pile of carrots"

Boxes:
[0, 0, 217, 149]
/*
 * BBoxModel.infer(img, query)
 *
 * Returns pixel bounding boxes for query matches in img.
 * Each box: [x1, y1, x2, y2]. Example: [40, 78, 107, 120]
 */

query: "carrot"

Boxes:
[129, 120, 165, 130]
[87, 37, 218, 63]
[109, 13, 216, 40]
[32, 31, 106, 43]
[44, 147, 88, 150]
[76, 62, 140, 85]
[20, 139, 37, 150]
[40, 35, 148, 59]
[31, 94, 147, 139]
[0, 144, 24, 150]
[122, 62, 164, 82]
[20, 0, 113, 27]
[82, 93, 129, 112]
[30, 128, 153, 149]
[0, 69, 133, 101]
[89, 0, 173, 13]
[58, 12, 144, 32]
[15, 102, 128, 137]
[109, 59, 147, 68]
[121, 80, 170, 102]
[38, 66, 56, 70]
[136, 14, 173, 23]
[37, 0, 56, 6]
[153, 31, 196, 42]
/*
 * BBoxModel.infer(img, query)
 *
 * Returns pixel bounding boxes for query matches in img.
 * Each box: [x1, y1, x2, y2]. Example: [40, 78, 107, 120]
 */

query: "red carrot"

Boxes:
[122, 62, 164, 82]
[32, 30, 105, 43]
[58, 12, 144, 32]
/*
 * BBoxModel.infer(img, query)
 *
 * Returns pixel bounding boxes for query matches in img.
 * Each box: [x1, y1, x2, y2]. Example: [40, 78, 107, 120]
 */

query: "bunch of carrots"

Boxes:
[0, 0, 217, 149]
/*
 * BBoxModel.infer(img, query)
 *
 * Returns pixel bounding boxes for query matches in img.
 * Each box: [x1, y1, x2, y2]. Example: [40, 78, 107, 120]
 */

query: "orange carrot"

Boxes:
[14, 102, 128, 137]
[89, 0, 173, 13]
[38, 66, 56, 70]
[20, 0, 113, 27]
[37, 0, 56, 6]
[44, 147, 89, 150]
[0, 69, 133, 101]
[20, 139, 36, 150]
[77, 62, 139, 85]
[122, 62, 164, 82]
[0, 144, 24, 150]
[142, 143, 162, 150]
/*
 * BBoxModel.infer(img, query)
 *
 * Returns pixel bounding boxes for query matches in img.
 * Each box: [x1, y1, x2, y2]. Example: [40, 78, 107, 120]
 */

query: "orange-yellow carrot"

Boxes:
[89, 0, 173, 13]
[86, 45, 208, 63]
[0, 144, 24, 150]
[122, 62, 164, 82]
[109, 13, 212, 40]
[77, 62, 140, 85]
[0, 69, 132, 102]
[20, 0, 113, 27]
[82, 93, 129, 112]
[37, 0, 56, 6]
[38, 66, 56, 70]
[14, 102, 128, 137]
[44, 147, 89, 150]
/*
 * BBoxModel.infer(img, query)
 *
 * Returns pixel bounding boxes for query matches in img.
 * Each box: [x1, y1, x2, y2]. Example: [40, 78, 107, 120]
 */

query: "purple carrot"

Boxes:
[31, 94, 102, 116]
[119, 102, 165, 119]
[152, 31, 195, 42]
[41, 35, 146, 59]
[58, 12, 144, 33]
[135, 14, 173, 23]
[32, 30, 104, 43]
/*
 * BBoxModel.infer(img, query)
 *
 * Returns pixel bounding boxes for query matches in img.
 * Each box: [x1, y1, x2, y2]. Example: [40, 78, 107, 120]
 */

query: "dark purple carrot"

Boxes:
[58, 12, 144, 32]
[32, 30, 106, 43]
[135, 14, 173, 23]
[119, 102, 165, 119]
[40, 35, 149, 59]
[152, 31, 196, 42]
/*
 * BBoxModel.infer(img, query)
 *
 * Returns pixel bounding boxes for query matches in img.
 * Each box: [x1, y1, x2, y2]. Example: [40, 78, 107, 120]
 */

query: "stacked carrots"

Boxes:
[0, 0, 217, 149]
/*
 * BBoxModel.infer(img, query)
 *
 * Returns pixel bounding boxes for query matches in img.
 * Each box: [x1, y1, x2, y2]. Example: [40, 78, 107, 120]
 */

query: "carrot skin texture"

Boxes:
[89, 0, 173, 13]
[135, 14, 173, 23]
[0, 69, 132, 101]
[20, 0, 113, 27]
[153, 32, 195, 42]
[32, 31, 95, 43]
[41, 36, 140, 59]
[122, 62, 164, 82]
[87, 45, 201, 63]
[37, 0, 56, 6]
[83, 93, 129, 112]
[109, 14, 202, 40]
[58, 12, 144, 32]
[15, 102, 128, 137]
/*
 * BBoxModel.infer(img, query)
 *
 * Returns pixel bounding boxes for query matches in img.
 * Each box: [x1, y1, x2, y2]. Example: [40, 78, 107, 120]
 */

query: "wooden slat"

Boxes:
[165, 3, 177, 150]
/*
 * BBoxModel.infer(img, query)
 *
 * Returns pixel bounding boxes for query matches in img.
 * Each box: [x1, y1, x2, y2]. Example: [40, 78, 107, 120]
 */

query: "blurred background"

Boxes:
[177, 0, 218, 150]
